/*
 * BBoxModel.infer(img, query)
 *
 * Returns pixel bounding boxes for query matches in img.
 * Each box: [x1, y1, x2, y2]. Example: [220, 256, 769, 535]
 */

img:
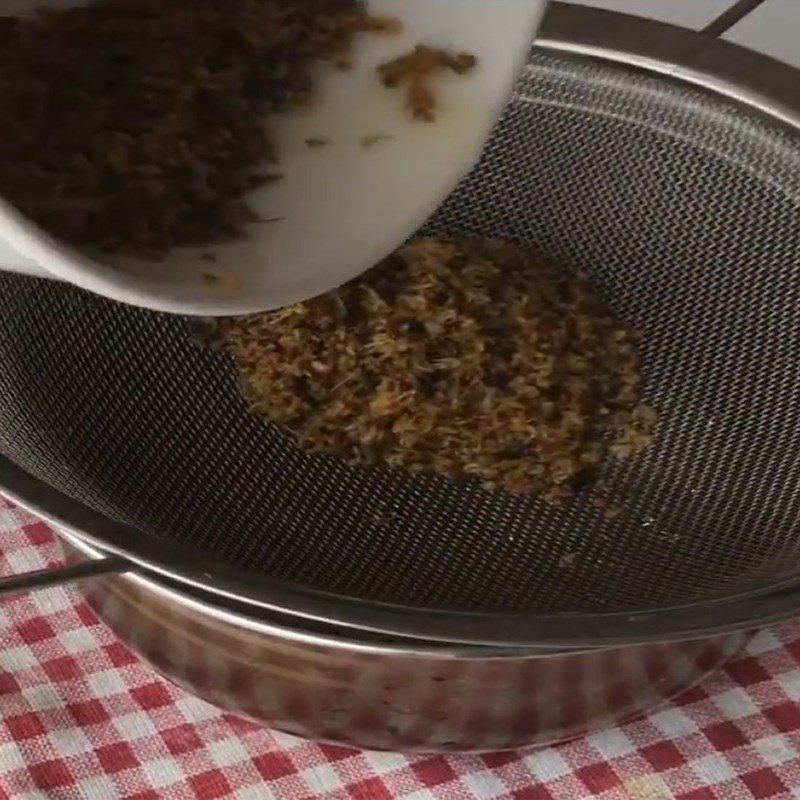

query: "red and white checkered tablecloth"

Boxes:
[2, 497, 800, 800]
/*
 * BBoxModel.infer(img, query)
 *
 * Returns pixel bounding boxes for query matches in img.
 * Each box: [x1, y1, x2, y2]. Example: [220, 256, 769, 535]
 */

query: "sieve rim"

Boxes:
[537, 3, 800, 132]
[5, 456, 800, 648]
[4, 3, 800, 647]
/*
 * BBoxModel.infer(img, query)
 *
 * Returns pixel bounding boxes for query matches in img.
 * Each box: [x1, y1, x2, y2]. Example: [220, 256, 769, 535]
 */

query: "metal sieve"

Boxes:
[3, 4, 800, 648]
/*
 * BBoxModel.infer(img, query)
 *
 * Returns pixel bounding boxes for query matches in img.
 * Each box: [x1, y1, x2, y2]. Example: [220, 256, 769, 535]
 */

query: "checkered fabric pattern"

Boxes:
[2, 498, 800, 799]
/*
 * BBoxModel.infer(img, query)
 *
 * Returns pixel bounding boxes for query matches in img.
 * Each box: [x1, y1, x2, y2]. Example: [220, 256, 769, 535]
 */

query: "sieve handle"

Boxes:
[702, 0, 769, 38]
[0, 557, 129, 599]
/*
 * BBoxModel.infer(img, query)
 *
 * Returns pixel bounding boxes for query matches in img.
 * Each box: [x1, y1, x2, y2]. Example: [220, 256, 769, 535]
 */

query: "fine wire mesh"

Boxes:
[2, 49, 800, 615]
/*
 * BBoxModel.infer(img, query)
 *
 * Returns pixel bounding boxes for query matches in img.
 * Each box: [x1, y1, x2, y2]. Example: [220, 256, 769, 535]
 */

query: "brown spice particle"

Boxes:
[589, 494, 626, 519]
[378, 45, 477, 121]
[361, 134, 397, 149]
[305, 137, 331, 148]
[364, 16, 404, 36]
[216, 238, 657, 504]
[202, 272, 242, 292]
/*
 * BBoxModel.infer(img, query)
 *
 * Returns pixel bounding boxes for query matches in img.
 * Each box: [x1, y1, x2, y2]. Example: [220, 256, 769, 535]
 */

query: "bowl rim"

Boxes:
[5, 456, 800, 649]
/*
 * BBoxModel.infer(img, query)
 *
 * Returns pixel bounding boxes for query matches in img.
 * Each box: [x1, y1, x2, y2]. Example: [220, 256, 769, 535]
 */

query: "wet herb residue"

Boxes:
[361, 133, 396, 149]
[378, 45, 477, 121]
[214, 239, 656, 503]
[0, 0, 387, 257]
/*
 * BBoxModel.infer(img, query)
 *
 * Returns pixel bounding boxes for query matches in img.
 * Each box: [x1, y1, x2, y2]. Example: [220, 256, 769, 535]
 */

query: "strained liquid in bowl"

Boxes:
[2, 48, 800, 627]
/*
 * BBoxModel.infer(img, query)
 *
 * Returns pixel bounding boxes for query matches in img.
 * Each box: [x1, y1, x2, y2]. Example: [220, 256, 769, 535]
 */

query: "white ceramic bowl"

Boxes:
[0, 0, 546, 315]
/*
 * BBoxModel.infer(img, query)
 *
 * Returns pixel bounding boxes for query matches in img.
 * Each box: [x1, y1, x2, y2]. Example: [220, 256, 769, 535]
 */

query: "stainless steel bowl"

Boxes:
[60, 529, 747, 752]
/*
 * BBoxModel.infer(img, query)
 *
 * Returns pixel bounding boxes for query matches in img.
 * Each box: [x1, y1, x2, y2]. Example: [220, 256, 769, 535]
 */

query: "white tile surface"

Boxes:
[523, 750, 573, 782]
[690, 753, 738, 784]
[462, 771, 509, 799]
[587, 728, 639, 759]
[47, 727, 95, 758]
[86, 669, 128, 698]
[725, 0, 800, 69]
[74, 776, 119, 800]
[0, 742, 26, 772]
[564, 0, 734, 30]
[711, 688, 760, 720]
[112, 711, 159, 741]
[141, 757, 185, 791]
[754, 734, 798, 767]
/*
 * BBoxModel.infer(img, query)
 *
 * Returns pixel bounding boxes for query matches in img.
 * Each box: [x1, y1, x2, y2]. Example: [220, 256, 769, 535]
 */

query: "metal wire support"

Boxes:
[0, 557, 128, 599]
[703, 0, 769, 38]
